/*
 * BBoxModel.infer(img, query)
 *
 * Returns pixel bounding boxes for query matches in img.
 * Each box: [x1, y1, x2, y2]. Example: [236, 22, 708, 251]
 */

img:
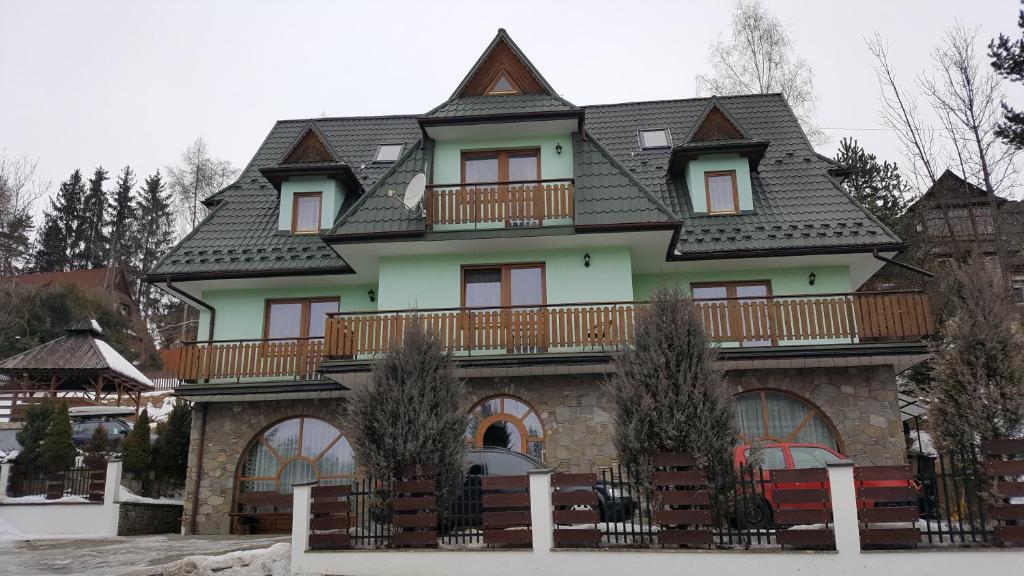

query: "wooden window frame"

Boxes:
[460, 263, 547, 309]
[733, 389, 842, 452]
[704, 170, 740, 215]
[691, 280, 773, 347]
[484, 69, 521, 95]
[291, 192, 323, 234]
[263, 297, 339, 340]
[460, 148, 541, 185]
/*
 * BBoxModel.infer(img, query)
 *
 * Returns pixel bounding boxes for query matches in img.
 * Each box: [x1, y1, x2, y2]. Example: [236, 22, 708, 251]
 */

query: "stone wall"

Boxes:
[117, 502, 183, 535]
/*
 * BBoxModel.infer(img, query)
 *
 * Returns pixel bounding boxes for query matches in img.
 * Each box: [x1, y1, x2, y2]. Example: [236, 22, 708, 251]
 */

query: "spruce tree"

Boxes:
[122, 409, 152, 478]
[32, 213, 65, 272]
[39, 401, 76, 473]
[604, 286, 736, 481]
[33, 170, 85, 271]
[834, 138, 910, 230]
[79, 166, 109, 268]
[152, 400, 192, 481]
[107, 166, 136, 271]
[14, 401, 54, 468]
[134, 170, 174, 318]
[990, 2, 1024, 149]
[82, 424, 111, 468]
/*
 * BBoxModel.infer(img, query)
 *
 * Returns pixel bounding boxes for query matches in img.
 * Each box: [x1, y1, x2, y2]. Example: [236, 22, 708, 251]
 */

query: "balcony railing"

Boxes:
[425, 179, 574, 230]
[162, 291, 933, 381]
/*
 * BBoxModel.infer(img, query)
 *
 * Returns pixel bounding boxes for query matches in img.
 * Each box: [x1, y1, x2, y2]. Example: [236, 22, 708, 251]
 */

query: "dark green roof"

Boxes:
[423, 94, 577, 119]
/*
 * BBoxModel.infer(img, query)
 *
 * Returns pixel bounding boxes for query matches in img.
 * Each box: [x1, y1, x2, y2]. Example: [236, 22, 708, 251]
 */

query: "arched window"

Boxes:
[734, 390, 839, 450]
[466, 395, 544, 459]
[237, 416, 355, 496]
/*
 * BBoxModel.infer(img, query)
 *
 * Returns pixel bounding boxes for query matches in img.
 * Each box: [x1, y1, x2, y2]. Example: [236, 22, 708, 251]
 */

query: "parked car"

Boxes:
[732, 442, 920, 529]
[69, 406, 135, 448]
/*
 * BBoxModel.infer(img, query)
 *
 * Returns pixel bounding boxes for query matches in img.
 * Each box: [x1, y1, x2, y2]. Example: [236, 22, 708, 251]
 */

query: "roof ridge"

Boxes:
[582, 92, 785, 109]
[277, 113, 422, 124]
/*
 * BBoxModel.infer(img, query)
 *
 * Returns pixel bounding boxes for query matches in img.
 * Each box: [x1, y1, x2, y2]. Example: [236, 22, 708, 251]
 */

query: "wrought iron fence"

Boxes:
[6, 463, 105, 501]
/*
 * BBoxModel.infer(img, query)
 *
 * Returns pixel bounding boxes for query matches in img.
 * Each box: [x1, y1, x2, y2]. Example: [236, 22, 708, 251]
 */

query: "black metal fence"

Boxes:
[6, 464, 105, 501]
[912, 450, 992, 546]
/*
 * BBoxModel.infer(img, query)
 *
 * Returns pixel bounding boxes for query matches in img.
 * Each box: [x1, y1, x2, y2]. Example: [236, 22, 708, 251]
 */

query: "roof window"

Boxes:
[486, 71, 520, 95]
[639, 129, 671, 149]
[375, 144, 403, 163]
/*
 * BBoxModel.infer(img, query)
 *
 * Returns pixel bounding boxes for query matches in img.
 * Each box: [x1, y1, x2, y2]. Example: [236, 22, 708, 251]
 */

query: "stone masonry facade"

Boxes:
[181, 364, 903, 534]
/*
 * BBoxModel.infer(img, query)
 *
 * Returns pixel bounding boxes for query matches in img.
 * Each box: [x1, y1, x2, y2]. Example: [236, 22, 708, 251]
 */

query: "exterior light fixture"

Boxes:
[808, 272, 816, 286]
[584, 252, 591, 268]
[368, 289, 376, 302]
[555, 142, 563, 155]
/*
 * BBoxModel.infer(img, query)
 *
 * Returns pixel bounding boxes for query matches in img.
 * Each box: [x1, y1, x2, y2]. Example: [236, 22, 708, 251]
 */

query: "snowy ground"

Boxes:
[0, 533, 290, 576]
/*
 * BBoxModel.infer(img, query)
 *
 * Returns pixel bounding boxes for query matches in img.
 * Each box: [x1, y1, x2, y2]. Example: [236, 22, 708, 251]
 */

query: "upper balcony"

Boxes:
[163, 291, 934, 382]
[425, 179, 574, 230]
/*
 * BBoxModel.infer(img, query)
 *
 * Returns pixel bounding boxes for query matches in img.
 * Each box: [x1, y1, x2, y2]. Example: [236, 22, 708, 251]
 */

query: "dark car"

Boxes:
[69, 408, 134, 448]
[445, 448, 635, 531]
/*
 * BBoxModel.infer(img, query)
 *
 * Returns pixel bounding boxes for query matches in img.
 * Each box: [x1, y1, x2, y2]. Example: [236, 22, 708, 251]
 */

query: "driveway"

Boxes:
[0, 534, 288, 576]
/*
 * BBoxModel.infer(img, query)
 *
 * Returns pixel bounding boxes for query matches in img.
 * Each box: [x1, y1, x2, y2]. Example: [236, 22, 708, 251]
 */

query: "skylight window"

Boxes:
[375, 144, 403, 163]
[639, 129, 671, 149]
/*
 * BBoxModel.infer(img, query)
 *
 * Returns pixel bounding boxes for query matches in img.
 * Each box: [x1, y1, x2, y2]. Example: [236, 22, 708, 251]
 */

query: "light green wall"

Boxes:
[432, 134, 574, 185]
[198, 284, 377, 341]
[684, 154, 753, 212]
[278, 176, 346, 231]
[632, 266, 852, 301]
[377, 246, 632, 310]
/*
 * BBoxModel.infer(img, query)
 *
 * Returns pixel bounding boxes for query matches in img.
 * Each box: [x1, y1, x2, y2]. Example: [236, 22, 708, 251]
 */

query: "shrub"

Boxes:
[39, 401, 76, 473]
[122, 409, 152, 478]
[15, 401, 54, 468]
[152, 400, 192, 481]
[82, 424, 111, 468]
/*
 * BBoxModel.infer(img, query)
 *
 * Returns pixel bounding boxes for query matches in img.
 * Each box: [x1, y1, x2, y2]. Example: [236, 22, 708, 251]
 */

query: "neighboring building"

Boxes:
[6, 267, 136, 317]
[149, 30, 933, 535]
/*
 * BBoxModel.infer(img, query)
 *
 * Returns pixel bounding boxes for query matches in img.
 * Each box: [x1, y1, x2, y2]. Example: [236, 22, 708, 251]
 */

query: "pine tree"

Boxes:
[134, 170, 174, 319]
[152, 401, 192, 481]
[122, 409, 152, 478]
[604, 286, 736, 482]
[14, 401, 54, 468]
[348, 320, 465, 510]
[78, 166, 109, 268]
[834, 138, 911, 229]
[82, 424, 111, 468]
[989, 2, 1024, 149]
[39, 401, 76, 473]
[32, 213, 65, 272]
[929, 260, 1024, 453]
[107, 166, 136, 271]
[33, 170, 85, 272]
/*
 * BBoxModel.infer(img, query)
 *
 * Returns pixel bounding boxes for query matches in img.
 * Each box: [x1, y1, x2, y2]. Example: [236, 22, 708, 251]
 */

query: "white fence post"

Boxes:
[0, 462, 10, 501]
[291, 481, 314, 572]
[104, 459, 122, 506]
[528, 468, 554, 553]
[826, 460, 861, 556]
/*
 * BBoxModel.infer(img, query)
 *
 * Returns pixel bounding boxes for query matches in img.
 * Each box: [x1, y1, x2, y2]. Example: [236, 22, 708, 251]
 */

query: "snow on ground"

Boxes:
[0, 494, 90, 504]
[125, 542, 295, 576]
[118, 485, 183, 505]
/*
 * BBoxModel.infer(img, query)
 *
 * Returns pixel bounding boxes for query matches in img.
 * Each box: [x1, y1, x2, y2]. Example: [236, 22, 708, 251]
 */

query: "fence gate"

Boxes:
[551, 472, 601, 547]
[391, 464, 437, 548]
[481, 475, 532, 547]
[772, 468, 835, 549]
[651, 453, 713, 548]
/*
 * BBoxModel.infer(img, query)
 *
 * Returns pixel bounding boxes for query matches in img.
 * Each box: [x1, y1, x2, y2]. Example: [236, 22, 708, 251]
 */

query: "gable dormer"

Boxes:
[669, 100, 768, 215]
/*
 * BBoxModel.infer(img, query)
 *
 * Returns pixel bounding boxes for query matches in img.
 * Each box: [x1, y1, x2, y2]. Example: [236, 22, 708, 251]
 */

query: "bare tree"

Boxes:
[0, 151, 48, 276]
[696, 0, 824, 145]
[165, 137, 237, 236]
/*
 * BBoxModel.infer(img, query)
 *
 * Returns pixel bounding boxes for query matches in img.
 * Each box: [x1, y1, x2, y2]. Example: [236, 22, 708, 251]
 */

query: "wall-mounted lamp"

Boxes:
[555, 142, 563, 155]
[584, 252, 591, 268]
[368, 289, 376, 302]
[808, 272, 816, 286]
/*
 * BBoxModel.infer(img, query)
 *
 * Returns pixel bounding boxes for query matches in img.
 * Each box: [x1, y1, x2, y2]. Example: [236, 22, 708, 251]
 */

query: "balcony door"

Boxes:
[691, 282, 772, 347]
[463, 264, 545, 353]
[462, 149, 540, 225]
[265, 298, 339, 341]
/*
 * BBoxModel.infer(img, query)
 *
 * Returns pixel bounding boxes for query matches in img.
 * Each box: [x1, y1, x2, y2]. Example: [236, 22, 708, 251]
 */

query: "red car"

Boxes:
[732, 443, 917, 529]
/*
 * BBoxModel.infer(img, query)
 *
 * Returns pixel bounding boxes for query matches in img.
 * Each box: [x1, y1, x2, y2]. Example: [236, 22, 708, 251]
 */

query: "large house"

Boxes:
[149, 30, 933, 535]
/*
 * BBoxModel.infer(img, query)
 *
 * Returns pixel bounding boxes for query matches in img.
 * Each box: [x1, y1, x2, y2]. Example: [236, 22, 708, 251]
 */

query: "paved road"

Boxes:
[0, 534, 288, 576]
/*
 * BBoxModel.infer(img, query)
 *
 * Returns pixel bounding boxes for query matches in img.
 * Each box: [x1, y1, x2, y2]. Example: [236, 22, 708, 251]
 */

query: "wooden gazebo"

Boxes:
[0, 319, 153, 419]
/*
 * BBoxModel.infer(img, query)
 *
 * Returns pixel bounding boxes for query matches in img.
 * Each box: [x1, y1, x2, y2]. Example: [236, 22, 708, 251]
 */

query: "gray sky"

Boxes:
[2, 0, 1022, 216]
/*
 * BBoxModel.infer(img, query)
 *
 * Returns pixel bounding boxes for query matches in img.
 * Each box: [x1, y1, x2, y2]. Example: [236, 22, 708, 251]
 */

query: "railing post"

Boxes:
[0, 462, 10, 499]
[292, 481, 314, 569]
[528, 468, 554, 553]
[826, 460, 860, 556]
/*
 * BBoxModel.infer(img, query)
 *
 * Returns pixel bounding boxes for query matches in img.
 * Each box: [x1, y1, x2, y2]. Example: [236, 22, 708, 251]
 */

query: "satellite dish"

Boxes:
[403, 173, 426, 212]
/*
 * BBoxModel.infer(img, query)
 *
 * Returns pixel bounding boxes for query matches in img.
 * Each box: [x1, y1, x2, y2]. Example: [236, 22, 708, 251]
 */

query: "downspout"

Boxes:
[164, 279, 216, 341]
[872, 249, 935, 279]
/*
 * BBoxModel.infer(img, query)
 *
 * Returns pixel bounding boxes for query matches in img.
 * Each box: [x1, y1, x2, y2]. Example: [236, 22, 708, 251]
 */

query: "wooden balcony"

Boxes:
[425, 179, 573, 230]
[162, 292, 933, 382]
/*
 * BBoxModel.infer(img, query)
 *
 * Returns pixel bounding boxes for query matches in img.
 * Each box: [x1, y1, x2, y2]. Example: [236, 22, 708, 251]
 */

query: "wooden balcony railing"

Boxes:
[425, 179, 574, 229]
[162, 291, 933, 381]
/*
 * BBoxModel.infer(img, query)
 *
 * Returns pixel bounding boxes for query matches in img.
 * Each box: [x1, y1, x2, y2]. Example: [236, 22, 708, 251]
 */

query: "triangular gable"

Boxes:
[451, 29, 557, 98]
[686, 102, 747, 143]
[282, 125, 338, 164]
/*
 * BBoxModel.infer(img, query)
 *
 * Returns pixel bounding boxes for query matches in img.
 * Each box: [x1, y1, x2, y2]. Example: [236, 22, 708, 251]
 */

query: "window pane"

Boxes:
[640, 130, 669, 148]
[267, 302, 303, 339]
[483, 420, 522, 452]
[508, 155, 538, 181]
[464, 269, 502, 308]
[490, 74, 516, 93]
[790, 447, 842, 468]
[707, 173, 737, 213]
[464, 157, 499, 184]
[509, 267, 543, 307]
[307, 300, 338, 339]
[375, 144, 402, 162]
[692, 285, 728, 300]
[294, 194, 321, 231]
[760, 447, 787, 470]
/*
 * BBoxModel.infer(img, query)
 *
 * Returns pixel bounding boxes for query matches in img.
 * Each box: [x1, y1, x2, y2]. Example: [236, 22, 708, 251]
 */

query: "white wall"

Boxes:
[0, 460, 121, 537]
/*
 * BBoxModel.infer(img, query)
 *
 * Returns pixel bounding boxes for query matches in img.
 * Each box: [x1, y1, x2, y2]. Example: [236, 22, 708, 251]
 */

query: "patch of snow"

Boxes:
[0, 494, 90, 504]
[93, 339, 154, 388]
[139, 542, 293, 576]
[908, 430, 938, 456]
[0, 449, 18, 463]
[119, 485, 183, 505]
[145, 395, 176, 423]
[0, 517, 25, 541]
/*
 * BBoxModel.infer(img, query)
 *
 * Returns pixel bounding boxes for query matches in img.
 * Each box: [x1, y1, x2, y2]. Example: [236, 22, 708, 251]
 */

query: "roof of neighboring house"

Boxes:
[9, 267, 132, 297]
[906, 169, 1008, 209]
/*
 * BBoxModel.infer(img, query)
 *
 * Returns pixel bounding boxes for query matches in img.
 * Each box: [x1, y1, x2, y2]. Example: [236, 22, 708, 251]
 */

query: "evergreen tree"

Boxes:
[990, 1, 1024, 149]
[834, 138, 910, 229]
[107, 166, 136, 271]
[929, 260, 1024, 453]
[14, 401, 54, 468]
[33, 170, 85, 272]
[0, 153, 40, 277]
[604, 286, 736, 481]
[79, 166, 109, 268]
[31, 213, 64, 272]
[39, 401, 76, 473]
[151, 401, 192, 481]
[82, 424, 111, 468]
[134, 170, 174, 319]
[122, 409, 152, 478]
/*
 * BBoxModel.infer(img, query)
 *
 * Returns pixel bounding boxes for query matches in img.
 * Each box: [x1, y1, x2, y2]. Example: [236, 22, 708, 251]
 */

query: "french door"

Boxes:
[462, 149, 541, 224]
[691, 282, 772, 347]
[463, 264, 545, 352]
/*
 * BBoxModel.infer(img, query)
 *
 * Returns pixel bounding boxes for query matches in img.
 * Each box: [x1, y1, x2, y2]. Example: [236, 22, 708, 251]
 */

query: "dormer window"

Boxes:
[292, 192, 322, 234]
[486, 71, 520, 95]
[639, 129, 670, 149]
[705, 171, 739, 215]
[375, 144, 403, 163]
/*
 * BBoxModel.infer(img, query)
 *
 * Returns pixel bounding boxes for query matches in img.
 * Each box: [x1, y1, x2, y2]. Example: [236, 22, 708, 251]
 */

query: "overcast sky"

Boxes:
[2, 0, 1022, 215]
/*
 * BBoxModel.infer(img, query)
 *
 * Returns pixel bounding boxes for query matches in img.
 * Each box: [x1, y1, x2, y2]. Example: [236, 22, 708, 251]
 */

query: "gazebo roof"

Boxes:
[0, 319, 153, 392]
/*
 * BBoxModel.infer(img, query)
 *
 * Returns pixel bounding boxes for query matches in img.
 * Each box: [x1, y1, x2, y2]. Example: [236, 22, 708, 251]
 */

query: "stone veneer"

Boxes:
[181, 364, 903, 534]
[118, 502, 184, 535]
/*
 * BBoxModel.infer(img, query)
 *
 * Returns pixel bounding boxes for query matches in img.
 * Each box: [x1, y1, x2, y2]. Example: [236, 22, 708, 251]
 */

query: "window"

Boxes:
[485, 71, 520, 95]
[375, 144, 403, 163]
[691, 281, 771, 346]
[291, 192, 322, 234]
[734, 390, 839, 450]
[462, 149, 539, 184]
[264, 298, 339, 340]
[463, 264, 544, 309]
[705, 170, 739, 214]
[790, 447, 844, 469]
[639, 129, 670, 149]
[747, 447, 787, 470]
[466, 395, 544, 458]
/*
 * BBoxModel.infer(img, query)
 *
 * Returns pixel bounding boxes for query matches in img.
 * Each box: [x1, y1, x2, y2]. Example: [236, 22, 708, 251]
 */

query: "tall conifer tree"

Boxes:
[79, 166, 109, 268]
[107, 166, 136, 271]
[134, 170, 174, 319]
[33, 170, 85, 272]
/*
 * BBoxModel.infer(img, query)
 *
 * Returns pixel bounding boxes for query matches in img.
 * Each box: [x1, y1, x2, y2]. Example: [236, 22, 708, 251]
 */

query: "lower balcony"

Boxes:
[163, 291, 933, 382]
